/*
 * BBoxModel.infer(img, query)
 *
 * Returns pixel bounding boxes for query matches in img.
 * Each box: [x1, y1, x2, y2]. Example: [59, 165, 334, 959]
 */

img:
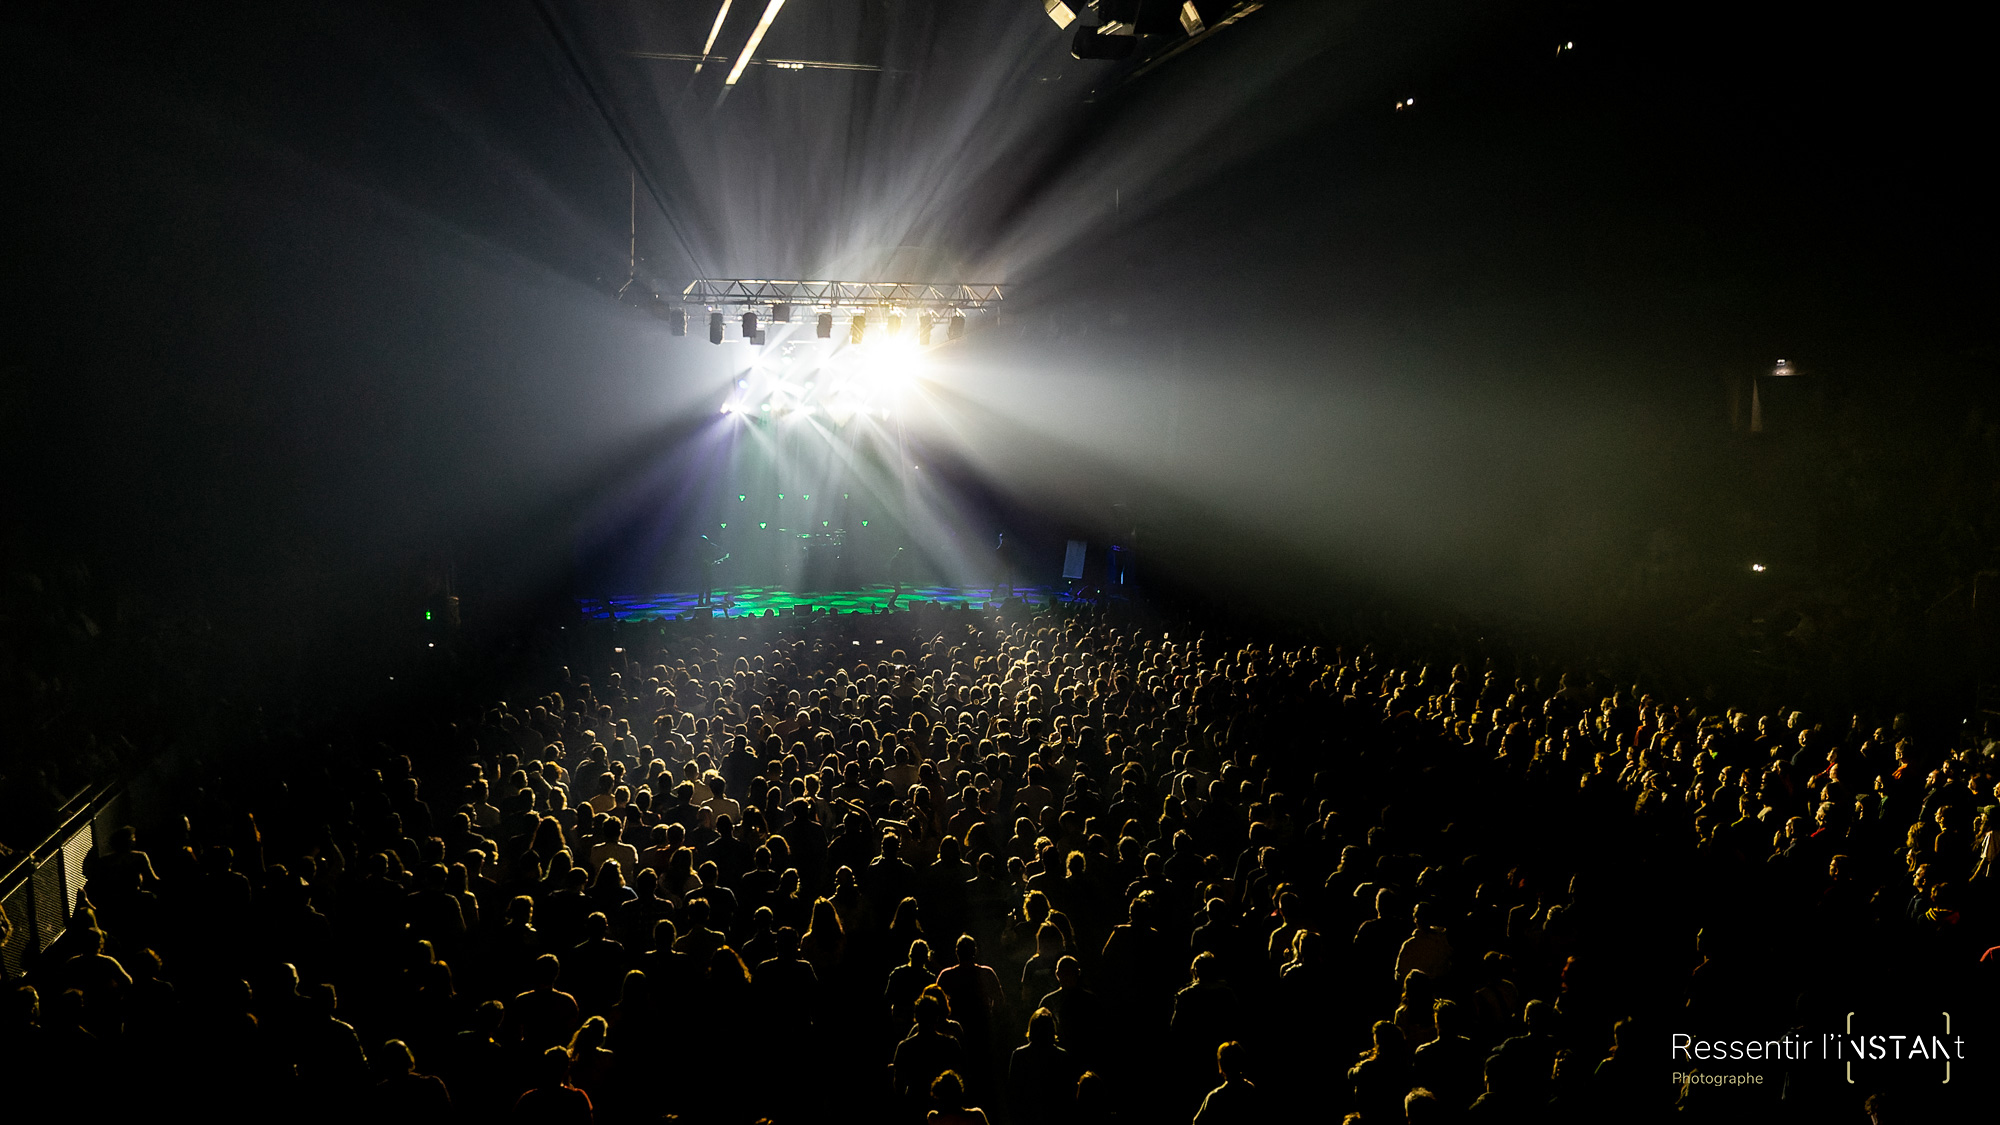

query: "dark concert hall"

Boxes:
[5, 2, 1996, 1121]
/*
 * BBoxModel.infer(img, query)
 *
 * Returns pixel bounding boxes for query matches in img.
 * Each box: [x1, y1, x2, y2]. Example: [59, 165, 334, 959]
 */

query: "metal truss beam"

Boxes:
[682, 279, 1005, 310]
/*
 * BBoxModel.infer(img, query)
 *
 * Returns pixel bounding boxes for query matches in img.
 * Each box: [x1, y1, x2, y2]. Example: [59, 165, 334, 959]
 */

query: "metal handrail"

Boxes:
[0, 778, 119, 898]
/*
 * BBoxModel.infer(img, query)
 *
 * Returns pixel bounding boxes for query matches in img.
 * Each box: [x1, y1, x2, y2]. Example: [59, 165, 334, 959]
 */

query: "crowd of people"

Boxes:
[3, 597, 1994, 1122]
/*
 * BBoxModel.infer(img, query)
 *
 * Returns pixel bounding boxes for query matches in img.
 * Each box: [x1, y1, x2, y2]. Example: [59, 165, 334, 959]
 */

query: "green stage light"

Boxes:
[759, 522, 767, 529]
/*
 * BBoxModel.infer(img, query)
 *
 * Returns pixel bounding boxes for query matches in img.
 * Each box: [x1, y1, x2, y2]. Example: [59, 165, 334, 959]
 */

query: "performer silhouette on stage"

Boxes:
[885, 545, 907, 612]
[993, 530, 1018, 602]
[697, 534, 729, 608]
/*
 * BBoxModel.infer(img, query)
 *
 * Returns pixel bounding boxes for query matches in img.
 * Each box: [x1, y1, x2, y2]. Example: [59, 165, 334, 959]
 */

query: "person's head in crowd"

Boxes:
[530, 953, 562, 991]
[568, 1014, 609, 1055]
[373, 1038, 420, 1079]
[1025, 1006, 1057, 1048]
[1521, 997, 1550, 1034]
[1216, 1040, 1248, 1083]
[534, 1045, 574, 1091]
[929, 1070, 971, 1110]
[1363, 1020, 1407, 1063]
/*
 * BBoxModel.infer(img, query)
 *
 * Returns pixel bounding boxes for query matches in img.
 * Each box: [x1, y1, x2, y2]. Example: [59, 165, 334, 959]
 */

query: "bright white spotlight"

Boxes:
[1045, 1, 1078, 29]
[859, 337, 924, 406]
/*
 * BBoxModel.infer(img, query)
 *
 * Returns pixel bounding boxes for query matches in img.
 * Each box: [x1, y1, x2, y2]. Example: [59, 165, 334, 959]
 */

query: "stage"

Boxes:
[577, 583, 1108, 620]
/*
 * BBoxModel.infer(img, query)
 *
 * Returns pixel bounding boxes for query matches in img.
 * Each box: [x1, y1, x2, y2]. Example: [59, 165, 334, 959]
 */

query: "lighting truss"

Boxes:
[683, 279, 1006, 311]
[629, 51, 892, 74]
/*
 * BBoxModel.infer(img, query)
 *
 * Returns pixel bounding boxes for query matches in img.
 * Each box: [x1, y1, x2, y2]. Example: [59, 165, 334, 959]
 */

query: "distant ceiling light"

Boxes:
[918, 314, 934, 346]
[1751, 563, 1768, 572]
[1179, 1, 1249, 38]
[725, 0, 787, 86]
[817, 312, 833, 339]
[1771, 359, 1797, 376]
[710, 311, 725, 344]
[1044, 0, 1078, 29]
[948, 314, 966, 342]
[850, 314, 867, 344]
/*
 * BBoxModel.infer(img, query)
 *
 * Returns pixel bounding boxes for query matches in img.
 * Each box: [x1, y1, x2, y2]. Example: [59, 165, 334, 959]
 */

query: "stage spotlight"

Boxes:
[947, 314, 966, 341]
[1043, 0, 1078, 29]
[742, 311, 759, 339]
[817, 312, 833, 339]
[710, 311, 725, 344]
[1177, 0, 1231, 36]
[1072, 25, 1137, 59]
[773, 302, 792, 323]
[918, 315, 934, 345]
[850, 314, 867, 344]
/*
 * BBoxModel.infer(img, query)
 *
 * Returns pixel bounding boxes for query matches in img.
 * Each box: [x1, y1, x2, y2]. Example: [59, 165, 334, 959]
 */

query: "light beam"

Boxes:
[725, 0, 788, 87]
[695, 0, 734, 73]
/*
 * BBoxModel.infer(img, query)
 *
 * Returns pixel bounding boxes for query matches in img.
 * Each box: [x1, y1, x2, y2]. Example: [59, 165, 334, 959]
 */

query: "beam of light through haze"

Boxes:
[725, 0, 788, 86]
